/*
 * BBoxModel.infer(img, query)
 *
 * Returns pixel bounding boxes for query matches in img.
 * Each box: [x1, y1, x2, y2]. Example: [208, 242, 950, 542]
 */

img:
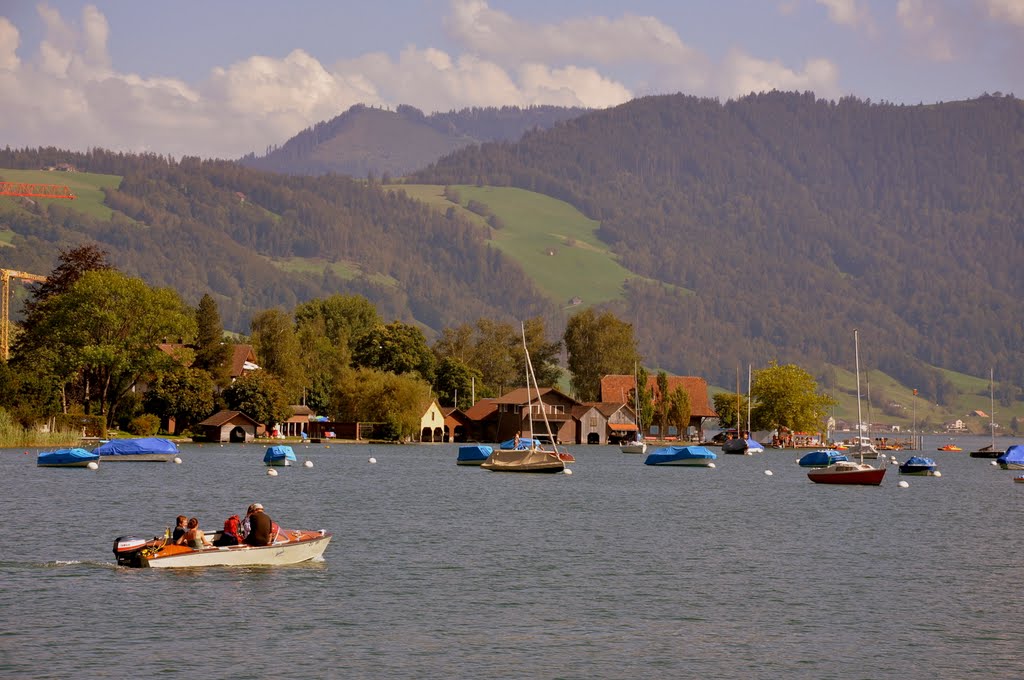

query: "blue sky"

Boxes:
[2, 1, 1022, 159]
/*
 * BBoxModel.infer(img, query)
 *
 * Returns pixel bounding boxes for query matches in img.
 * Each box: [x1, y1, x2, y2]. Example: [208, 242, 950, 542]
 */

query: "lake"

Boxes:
[2, 434, 1023, 679]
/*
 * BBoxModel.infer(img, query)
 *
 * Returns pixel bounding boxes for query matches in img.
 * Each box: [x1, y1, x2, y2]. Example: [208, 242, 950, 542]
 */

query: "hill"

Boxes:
[239, 104, 589, 178]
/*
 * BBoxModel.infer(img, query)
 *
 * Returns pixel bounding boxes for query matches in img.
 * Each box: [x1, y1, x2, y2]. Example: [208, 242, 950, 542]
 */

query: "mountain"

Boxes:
[238, 104, 590, 178]
[1, 92, 1023, 402]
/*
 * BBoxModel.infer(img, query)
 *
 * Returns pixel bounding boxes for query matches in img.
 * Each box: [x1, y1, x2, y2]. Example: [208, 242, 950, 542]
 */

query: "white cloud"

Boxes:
[814, 0, 872, 28]
[0, 17, 21, 71]
[982, 0, 1024, 26]
[896, 0, 956, 61]
[720, 50, 841, 99]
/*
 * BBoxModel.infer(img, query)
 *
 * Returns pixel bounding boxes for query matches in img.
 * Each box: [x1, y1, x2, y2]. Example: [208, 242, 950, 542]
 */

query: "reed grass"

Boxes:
[0, 409, 85, 449]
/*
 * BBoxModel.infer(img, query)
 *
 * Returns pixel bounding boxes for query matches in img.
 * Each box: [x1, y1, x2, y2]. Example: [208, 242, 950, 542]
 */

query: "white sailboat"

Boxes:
[620, 364, 647, 454]
[482, 324, 568, 473]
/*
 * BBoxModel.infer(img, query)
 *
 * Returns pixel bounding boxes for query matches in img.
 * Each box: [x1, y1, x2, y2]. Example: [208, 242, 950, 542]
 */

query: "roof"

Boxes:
[492, 386, 580, 406]
[196, 410, 261, 427]
[463, 398, 498, 420]
[600, 374, 717, 418]
[157, 342, 258, 378]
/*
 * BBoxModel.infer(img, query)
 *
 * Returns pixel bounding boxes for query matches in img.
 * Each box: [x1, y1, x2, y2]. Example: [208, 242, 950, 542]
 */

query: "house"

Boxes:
[600, 374, 717, 440]
[157, 342, 260, 381]
[279, 404, 313, 438]
[195, 410, 261, 443]
[945, 419, 968, 433]
[467, 387, 581, 444]
[442, 406, 472, 443]
[418, 399, 445, 442]
[574, 402, 636, 445]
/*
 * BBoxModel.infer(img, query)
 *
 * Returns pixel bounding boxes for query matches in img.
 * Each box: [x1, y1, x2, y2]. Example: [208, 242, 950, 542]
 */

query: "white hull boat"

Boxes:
[114, 529, 331, 568]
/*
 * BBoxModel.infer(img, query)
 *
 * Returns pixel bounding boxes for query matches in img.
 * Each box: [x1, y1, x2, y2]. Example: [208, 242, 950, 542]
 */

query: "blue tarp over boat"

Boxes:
[899, 456, 937, 474]
[94, 438, 179, 455]
[264, 445, 297, 465]
[997, 445, 1024, 469]
[644, 445, 717, 466]
[37, 447, 99, 467]
[798, 450, 849, 467]
[457, 444, 493, 465]
[500, 437, 539, 450]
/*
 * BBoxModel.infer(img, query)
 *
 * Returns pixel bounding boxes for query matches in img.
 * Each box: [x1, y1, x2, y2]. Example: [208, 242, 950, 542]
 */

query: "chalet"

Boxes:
[574, 401, 637, 445]
[195, 410, 261, 442]
[418, 398, 445, 442]
[157, 342, 260, 382]
[600, 374, 717, 440]
[279, 404, 314, 438]
[466, 387, 581, 445]
[442, 406, 472, 443]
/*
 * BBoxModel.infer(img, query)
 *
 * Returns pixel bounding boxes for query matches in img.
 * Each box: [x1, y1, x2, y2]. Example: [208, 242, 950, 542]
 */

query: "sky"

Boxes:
[1, 0, 1022, 160]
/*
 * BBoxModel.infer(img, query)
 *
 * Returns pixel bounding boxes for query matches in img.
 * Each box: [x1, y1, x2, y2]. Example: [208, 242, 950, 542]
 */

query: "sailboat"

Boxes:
[723, 364, 763, 454]
[970, 368, 1001, 458]
[481, 324, 567, 473]
[807, 330, 886, 485]
[620, 364, 647, 454]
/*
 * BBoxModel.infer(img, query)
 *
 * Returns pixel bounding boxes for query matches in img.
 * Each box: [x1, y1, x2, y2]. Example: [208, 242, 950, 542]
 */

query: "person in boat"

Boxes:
[514, 432, 521, 449]
[177, 517, 211, 549]
[213, 514, 241, 547]
[244, 503, 274, 546]
[171, 515, 188, 543]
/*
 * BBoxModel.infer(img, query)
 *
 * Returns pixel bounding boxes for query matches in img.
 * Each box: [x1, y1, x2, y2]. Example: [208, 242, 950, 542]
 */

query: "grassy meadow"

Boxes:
[0, 168, 123, 221]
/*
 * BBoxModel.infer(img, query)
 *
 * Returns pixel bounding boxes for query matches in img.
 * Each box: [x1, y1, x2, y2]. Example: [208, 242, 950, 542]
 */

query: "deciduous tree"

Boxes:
[564, 309, 638, 402]
[751, 361, 835, 433]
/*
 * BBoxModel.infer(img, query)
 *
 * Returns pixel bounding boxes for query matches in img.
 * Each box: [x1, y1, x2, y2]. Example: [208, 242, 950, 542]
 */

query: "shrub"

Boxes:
[128, 413, 161, 436]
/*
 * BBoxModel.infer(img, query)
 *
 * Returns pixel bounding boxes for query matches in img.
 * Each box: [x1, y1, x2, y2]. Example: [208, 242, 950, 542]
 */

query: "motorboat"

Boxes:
[37, 447, 99, 468]
[898, 456, 938, 476]
[619, 432, 647, 455]
[807, 459, 886, 485]
[937, 444, 962, 452]
[723, 436, 764, 455]
[797, 450, 849, 468]
[644, 445, 717, 467]
[113, 527, 331, 568]
[263, 445, 297, 466]
[456, 444, 492, 466]
[481, 447, 565, 473]
[969, 444, 1001, 459]
[94, 437, 179, 462]
[997, 445, 1024, 470]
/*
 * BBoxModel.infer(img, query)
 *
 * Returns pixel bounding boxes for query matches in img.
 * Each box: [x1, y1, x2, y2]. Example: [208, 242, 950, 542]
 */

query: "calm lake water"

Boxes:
[2, 434, 1023, 679]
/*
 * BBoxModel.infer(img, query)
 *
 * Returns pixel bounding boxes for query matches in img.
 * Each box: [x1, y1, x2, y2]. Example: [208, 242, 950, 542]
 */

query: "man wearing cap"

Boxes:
[245, 503, 273, 546]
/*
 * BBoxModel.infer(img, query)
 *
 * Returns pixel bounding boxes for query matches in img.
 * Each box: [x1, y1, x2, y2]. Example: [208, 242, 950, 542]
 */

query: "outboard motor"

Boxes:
[113, 536, 152, 567]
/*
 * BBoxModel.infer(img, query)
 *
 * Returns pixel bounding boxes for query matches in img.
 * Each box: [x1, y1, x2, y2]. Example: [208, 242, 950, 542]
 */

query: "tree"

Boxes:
[222, 370, 291, 427]
[751, 361, 835, 433]
[193, 293, 231, 387]
[712, 392, 751, 430]
[469, 318, 519, 395]
[521, 316, 562, 387]
[654, 371, 670, 435]
[330, 367, 431, 440]
[667, 385, 691, 439]
[17, 270, 196, 425]
[249, 308, 305, 403]
[143, 367, 215, 434]
[433, 356, 481, 409]
[294, 294, 380, 353]
[295, 321, 349, 414]
[564, 309, 639, 402]
[353, 321, 435, 381]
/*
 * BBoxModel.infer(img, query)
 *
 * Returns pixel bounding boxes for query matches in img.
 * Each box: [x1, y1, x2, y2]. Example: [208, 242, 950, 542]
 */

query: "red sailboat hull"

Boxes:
[807, 465, 886, 485]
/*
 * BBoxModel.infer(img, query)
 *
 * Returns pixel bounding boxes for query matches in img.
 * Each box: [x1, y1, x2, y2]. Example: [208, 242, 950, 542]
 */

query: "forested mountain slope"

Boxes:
[411, 92, 1024, 390]
[0, 149, 556, 334]
[239, 104, 589, 178]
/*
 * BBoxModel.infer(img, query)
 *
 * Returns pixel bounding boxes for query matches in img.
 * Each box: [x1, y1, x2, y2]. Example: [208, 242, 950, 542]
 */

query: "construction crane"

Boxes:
[1, 269, 47, 361]
[0, 182, 76, 199]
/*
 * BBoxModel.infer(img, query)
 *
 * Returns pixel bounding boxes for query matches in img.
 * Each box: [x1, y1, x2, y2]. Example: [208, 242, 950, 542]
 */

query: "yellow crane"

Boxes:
[1, 268, 47, 361]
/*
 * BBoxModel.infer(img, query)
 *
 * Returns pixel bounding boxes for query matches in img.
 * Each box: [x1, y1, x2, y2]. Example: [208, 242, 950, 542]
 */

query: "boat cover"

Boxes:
[94, 438, 179, 455]
[264, 445, 297, 463]
[745, 438, 765, 453]
[644, 446, 717, 465]
[37, 448, 99, 465]
[997, 445, 1024, 466]
[798, 450, 848, 467]
[457, 444, 492, 462]
[500, 437, 539, 450]
[902, 456, 936, 467]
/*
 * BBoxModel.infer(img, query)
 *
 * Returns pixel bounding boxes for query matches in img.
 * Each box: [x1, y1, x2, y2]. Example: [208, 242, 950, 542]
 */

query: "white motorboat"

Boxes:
[113, 528, 331, 568]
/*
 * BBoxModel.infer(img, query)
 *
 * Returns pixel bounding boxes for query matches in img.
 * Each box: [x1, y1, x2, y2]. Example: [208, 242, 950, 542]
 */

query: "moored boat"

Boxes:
[969, 444, 1001, 459]
[94, 437, 179, 462]
[798, 450, 849, 468]
[723, 436, 764, 455]
[937, 444, 962, 452]
[37, 447, 99, 468]
[263, 445, 297, 466]
[457, 444, 492, 466]
[997, 445, 1024, 470]
[644, 445, 717, 467]
[481, 447, 565, 473]
[807, 460, 886, 485]
[899, 456, 938, 476]
[113, 528, 331, 568]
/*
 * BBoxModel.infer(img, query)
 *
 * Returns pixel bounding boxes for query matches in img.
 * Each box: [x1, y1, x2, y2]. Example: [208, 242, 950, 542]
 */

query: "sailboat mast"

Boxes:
[990, 367, 995, 449]
[747, 363, 752, 438]
[855, 329, 864, 464]
[522, 323, 533, 442]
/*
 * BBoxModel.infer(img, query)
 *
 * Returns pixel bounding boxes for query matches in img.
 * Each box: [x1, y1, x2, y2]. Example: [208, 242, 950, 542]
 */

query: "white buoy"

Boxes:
[173, 457, 182, 464]
[708, 462, 716, 468]
[368, 457, 377, 464]
[795, 458, 800, 463]
[563, 468, 573, 475]
[764, 469, 773, 476]
[890, 455, 898, 462]
[991, 460, 998, 466]
[898, 480, 909, 488]
[267, 468, 278, 476]
[86, 461, 99, 470]
[933, 470, 942, 477]
[303, 460, 313, 468]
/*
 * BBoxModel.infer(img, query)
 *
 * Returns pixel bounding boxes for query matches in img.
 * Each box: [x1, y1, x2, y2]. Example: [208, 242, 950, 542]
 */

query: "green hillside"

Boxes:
[0, 168, 122, 220]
